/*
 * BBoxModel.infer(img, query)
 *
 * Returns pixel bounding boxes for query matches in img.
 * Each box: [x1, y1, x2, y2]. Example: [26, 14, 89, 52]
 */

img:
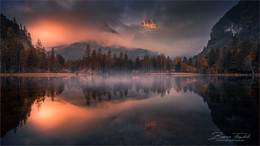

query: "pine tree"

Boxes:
[253, 44, 259, 73]
[227, 48, 236, 73]
[91, 49, 97, 71]
[236, 38, 253, 73]
[161, 54, 167, 72]
[123, 53, 129, 72]
[83, 44, 91, 70]
[55, 54, 65, 72]
[85, 44, 91, 57]
[231, 35, 238, 50]
[3, 28, 24, 72]
[156, 55, 162, 72]
[50, 48, 55, 72]
[208, 48, 215, 67]
[35, 39, 46, 71]
[27, 47, 37, 72]
[183, 56, 188, 64]
[119, 52, 124, 71]
[166, 56, 172, 72]
[135, 57, 141, 71]
[222, 46, 229, 72]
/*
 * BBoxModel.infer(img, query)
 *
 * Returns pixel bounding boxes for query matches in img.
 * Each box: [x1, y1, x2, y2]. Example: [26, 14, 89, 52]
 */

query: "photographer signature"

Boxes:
[208, 132, 251, 142]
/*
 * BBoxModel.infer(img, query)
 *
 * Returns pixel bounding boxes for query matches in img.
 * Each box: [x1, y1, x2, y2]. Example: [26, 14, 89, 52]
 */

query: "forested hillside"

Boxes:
[173, 1, 259, 74]
[174, 37, 259, 74]
[202, 1, 259, 54]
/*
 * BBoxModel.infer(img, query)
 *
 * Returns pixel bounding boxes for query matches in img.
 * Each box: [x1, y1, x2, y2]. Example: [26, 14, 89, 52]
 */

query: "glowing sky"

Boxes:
[1, 0, 238, 57]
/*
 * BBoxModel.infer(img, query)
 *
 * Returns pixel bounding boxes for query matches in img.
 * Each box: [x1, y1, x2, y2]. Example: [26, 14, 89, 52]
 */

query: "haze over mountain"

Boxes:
[55, 42, 158, 60]
[1, 0, 238, 57]
[54, 1, 259, 60]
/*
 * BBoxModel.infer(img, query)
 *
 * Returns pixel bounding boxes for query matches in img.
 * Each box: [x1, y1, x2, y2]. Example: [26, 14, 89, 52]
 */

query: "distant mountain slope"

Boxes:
[55, 42, 158, 60]
[202, 1, 259, 54]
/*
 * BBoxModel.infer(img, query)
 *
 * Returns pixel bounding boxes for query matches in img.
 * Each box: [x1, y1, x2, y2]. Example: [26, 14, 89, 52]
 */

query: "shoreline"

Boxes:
[0, 73, 78, 77]
[0, 72, 259, 77]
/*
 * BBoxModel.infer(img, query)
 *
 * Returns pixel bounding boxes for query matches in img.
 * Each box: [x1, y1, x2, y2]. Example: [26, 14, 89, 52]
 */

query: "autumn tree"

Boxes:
[198, 56, 208, 73]
[174, 57, 181, 72]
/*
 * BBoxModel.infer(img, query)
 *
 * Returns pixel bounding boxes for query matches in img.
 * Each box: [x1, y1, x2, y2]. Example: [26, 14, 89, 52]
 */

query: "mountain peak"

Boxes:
[55, 42, 158, 60]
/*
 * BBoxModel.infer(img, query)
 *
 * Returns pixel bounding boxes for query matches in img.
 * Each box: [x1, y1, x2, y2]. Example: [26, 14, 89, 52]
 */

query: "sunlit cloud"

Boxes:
[141, 18, 159, 29]
[1, 1, 238, 57]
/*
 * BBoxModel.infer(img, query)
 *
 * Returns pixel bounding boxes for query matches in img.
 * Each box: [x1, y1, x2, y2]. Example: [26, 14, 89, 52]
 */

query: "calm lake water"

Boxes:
[1, 75, 259, 145]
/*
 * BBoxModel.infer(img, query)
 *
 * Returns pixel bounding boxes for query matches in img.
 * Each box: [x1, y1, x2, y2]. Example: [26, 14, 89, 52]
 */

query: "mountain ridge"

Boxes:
[54, 41, 158, 60]
[201, 0, 259, 54]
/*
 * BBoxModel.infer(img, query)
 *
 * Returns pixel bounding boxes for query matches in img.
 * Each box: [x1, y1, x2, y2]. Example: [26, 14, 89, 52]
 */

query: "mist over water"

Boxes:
[1, 75, 259, 145]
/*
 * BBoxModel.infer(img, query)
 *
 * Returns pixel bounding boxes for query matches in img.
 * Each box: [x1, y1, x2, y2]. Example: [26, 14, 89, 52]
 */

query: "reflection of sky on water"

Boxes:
[1, 75, 258, 145]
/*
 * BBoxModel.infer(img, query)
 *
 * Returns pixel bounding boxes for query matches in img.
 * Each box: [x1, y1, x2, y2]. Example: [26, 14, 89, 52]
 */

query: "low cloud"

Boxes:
[1, 0, 238, 57]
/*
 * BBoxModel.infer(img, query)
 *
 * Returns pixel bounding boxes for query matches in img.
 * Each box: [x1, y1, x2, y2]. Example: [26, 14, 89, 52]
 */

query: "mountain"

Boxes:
[201, 1, 259, 54]
[55, 42, 158, 60]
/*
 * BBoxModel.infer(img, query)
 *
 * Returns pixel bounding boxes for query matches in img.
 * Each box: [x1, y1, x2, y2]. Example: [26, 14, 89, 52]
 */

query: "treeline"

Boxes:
[1, 27, 259, 74]
[1, 27, 65, 73]
[1, 27, 173, 73]
[66, 44, 173, 73]
[0, 14, 174, 73]
[1, 14, 259, 74]
[173, 36, 259, 74]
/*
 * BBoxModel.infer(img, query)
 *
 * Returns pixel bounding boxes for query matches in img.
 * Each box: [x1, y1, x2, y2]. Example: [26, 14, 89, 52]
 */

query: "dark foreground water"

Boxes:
[1, 75, 259, 145]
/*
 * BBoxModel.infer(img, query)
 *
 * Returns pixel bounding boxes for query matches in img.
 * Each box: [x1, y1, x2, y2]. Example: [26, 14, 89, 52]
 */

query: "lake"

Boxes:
[1, 75, 259, 145]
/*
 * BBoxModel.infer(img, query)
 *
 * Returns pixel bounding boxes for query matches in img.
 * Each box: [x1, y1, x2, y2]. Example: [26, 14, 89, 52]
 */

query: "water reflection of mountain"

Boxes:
[1, 75, 259, 145]
[77, 75, 173, 106]
[0, 76, 173, 137]
[174, 76, 259, 145]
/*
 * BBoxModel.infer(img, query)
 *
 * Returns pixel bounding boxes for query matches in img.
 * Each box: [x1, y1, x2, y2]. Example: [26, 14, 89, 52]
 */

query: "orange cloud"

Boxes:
[27, 19, 117, 48]
[141, 18, 159, 29]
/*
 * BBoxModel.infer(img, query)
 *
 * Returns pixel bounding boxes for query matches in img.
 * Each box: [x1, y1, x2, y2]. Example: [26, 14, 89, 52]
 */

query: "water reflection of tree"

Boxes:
[1, 77, 64, 137]
[80, 76, 173, 106]
[2, 75, 258, 145]
[173, 76, 259, 145]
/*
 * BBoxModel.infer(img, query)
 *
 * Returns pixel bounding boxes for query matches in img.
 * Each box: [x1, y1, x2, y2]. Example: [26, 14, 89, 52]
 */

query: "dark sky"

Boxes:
[1, 0, 238, 57]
